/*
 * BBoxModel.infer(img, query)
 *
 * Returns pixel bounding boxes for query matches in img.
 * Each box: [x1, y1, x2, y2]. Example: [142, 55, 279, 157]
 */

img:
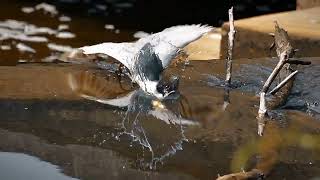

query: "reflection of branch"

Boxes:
[217, 169, 264, 180]
[225, 7, 236, 85]
[222, 88, 230, 111]
[226, 118, 320, 180]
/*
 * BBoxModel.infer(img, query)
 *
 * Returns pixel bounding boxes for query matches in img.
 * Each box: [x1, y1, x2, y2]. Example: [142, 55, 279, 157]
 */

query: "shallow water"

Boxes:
[0, 59, 320, 180]
[0, 1, 320, 180]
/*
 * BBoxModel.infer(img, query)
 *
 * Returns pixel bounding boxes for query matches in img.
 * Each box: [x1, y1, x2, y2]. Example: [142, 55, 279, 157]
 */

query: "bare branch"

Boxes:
[225, 7, 236, 85]
[257, 22, 294, 136]
[269, 70, 298, 95]
[258, 92, 267, 117]
[222, 88, 230, 111]
[261, 53, 288, 93]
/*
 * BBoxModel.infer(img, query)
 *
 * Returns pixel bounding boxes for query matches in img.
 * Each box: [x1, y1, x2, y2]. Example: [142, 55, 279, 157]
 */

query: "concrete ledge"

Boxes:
[184, 29, 221, 60]
[221, 7, 320, 59]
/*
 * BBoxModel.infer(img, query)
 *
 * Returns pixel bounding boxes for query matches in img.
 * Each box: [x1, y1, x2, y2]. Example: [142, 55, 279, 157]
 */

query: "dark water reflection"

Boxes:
[0, 58, 320, 180]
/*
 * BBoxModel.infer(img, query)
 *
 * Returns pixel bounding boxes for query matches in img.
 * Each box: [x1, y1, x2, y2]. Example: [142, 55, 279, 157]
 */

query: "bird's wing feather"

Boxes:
[140, 25, 213, 68]
[79, 42, 137, 70]
[79, 25, 213, 71]
[152, 24, 213, 48]
[80, 91, 136, 107]
[153, 40, 179, 68]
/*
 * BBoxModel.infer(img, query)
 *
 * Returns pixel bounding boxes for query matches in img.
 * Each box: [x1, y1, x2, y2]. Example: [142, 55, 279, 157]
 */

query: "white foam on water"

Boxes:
[47, 43, 74, 52]
[58, 24, 69, 31]
[59, 16, 71, 22]
[133, 31, 150, 39]
[55, 32, 76, 39]
[21, 7, 35, 14]
[16, 43, 36, 53]
[35, 3, 58, 16]
[104, 24, 115, 30]
[0, 45, 11, 50]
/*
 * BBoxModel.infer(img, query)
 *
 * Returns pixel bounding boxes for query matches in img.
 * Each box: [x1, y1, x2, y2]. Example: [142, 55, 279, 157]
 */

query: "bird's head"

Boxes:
[156, 76, 180, 99]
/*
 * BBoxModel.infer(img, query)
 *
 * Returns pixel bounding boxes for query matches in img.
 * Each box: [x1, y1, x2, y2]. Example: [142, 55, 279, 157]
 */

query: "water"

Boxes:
[0, 152, 77, 180]
[0, 1, 320, 180]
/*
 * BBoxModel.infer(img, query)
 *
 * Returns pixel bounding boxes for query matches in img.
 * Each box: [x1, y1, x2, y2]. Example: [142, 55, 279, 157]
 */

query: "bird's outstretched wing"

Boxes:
[79, 42, 137, 70]
[150, 24, 212, 48]
[79, 25, 213, 71]
[139, 24, 213, 68]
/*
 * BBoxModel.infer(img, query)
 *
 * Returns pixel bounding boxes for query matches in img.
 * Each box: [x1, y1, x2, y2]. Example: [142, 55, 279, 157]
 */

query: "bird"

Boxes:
[78, 24, 213, 99]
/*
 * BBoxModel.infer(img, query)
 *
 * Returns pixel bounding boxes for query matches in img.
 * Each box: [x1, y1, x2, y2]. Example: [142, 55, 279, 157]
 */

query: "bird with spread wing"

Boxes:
[72, 25, 213, 99]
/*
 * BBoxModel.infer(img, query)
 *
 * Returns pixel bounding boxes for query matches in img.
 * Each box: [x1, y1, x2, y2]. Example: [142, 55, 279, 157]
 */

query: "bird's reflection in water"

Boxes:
[67, 69, 198, 169]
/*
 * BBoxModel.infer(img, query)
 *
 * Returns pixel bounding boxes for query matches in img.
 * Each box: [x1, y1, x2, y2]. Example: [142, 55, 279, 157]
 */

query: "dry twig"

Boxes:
[257, 21, 295, 136]
[225, 7, 236, 85]
[269, 70, 298, 95]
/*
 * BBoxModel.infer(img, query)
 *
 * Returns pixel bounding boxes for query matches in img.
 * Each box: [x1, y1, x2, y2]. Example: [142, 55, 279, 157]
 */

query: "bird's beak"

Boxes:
[152, 100, 165, 109]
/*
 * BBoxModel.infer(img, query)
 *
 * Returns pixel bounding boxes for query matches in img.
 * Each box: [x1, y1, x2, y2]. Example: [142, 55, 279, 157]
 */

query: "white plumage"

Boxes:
[79, 24, 213, 99]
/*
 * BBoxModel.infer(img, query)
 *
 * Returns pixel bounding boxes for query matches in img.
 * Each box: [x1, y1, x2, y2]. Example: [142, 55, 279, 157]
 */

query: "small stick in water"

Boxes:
[257, 21, 294, 136]
[260, 52, 288, 94]
[225, 7, 236, 85]
[258, 50, 289, 136]
[269, 70, 298, 95]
